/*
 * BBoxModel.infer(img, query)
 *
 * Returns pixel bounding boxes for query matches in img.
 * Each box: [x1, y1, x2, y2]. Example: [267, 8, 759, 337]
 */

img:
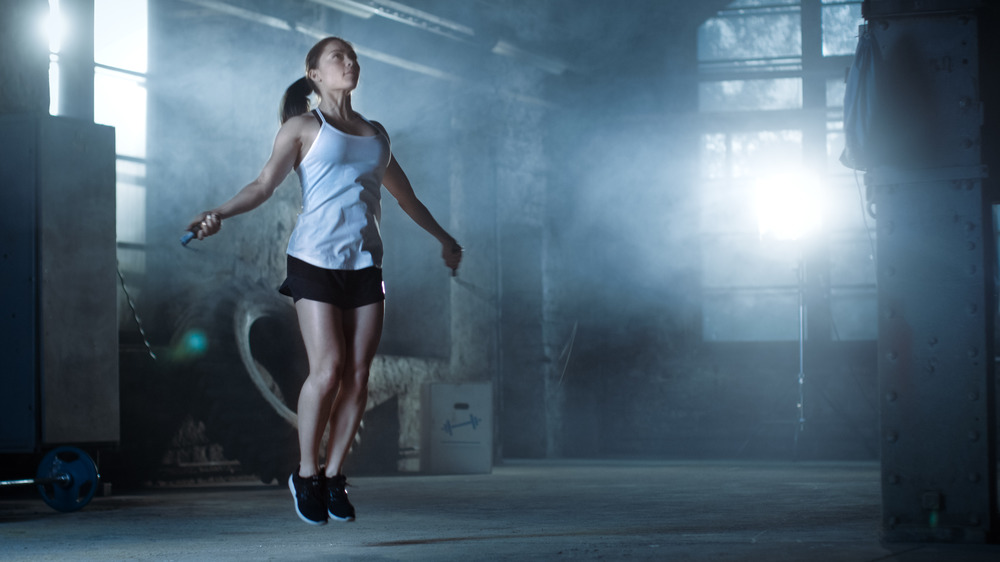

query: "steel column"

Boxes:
[872, 168, 996, 542]
[863, 0, 998, 542]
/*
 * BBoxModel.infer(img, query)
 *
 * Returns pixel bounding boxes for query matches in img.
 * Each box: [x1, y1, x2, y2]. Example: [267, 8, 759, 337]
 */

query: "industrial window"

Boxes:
[698, 0, 874, 342]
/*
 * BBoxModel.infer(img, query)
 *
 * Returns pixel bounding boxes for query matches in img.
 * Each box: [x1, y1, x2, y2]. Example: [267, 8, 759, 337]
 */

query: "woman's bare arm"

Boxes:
[382, 155, 462, 271]
[186, 116, 308, 238]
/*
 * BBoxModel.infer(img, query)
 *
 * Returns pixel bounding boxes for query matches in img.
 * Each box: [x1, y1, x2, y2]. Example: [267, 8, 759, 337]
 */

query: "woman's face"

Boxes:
[308, 40, 360, 93]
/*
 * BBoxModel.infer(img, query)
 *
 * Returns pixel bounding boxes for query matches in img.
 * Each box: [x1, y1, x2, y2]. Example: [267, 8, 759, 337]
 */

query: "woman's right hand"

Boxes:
[185, 212, 222, 240]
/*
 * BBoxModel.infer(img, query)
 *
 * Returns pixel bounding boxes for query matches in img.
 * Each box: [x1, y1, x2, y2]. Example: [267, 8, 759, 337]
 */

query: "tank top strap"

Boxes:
[357, 113, 389, 144]
[312, 109, 325, 126]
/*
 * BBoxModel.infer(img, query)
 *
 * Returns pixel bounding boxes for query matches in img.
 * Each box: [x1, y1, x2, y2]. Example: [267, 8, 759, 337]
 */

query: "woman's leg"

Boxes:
[294, 298, 347, 477]
[324, 300, 384, 477]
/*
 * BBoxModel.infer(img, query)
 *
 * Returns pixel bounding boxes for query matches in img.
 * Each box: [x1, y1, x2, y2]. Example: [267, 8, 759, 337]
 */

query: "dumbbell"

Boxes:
[0, 446, 100, 512]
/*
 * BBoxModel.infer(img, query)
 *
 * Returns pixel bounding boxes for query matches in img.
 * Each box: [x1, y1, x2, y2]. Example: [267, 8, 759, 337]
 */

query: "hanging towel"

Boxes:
[840, 25, 881, 170]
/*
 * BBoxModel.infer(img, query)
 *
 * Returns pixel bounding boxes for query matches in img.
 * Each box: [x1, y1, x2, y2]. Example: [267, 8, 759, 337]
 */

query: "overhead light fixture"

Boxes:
[375, 0, 473, 37]
[183, 0, 293, 30]
[310, 0, 474, 40]
[310, 0, 375, 20]
[491, 40, 567, 75]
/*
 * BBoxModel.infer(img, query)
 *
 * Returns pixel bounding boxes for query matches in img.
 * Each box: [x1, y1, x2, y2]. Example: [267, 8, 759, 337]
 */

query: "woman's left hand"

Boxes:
[443, 241, 463, 275]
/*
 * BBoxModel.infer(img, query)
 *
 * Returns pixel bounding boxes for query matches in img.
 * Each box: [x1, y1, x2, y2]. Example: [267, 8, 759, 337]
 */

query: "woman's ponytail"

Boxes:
[281, 37, 350, 123]
[280, 77, 314, 123]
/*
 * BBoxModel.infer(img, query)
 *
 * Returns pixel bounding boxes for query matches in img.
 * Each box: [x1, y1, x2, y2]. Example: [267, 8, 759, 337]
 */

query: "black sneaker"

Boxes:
[288, 471, 328, 525]
[326, 474, 356, 522]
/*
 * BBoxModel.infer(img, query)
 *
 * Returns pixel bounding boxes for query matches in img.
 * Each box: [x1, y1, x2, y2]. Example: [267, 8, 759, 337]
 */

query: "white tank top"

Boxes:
[287, 110, 391, 270]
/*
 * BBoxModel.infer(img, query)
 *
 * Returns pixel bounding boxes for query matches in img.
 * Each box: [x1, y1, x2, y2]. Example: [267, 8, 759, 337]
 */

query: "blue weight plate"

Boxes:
[35, 446, 99, 513]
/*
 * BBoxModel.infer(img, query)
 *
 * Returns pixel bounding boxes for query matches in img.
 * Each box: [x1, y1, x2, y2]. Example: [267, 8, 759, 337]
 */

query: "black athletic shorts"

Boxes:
[278, 255, 385, 309]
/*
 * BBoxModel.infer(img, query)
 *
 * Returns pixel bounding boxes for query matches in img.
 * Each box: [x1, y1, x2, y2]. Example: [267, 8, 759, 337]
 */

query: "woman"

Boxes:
[185, 36, 462, 525]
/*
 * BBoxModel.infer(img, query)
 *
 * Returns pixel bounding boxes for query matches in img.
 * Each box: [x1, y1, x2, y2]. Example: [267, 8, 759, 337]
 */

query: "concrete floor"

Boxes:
[1, 460, 999, 561]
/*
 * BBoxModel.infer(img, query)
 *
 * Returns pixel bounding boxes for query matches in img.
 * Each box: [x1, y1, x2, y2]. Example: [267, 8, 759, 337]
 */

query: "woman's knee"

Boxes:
[340, 366, 370, 398]
[306, 360, 346, 393]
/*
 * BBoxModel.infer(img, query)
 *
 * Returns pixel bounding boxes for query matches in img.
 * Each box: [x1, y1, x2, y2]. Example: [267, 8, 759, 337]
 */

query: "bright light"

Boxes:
[95, 67, 147, 158]
[754, 170, 824, 241]
[48, 54, 60, 115]
[44, 0, 66, 54]
[95, 0, 149, 73]
[46, 0, 66, 115]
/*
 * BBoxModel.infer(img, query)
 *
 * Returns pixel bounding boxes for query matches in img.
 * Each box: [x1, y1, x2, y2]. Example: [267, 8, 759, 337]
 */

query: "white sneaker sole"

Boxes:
[328, 511, 355, 523]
